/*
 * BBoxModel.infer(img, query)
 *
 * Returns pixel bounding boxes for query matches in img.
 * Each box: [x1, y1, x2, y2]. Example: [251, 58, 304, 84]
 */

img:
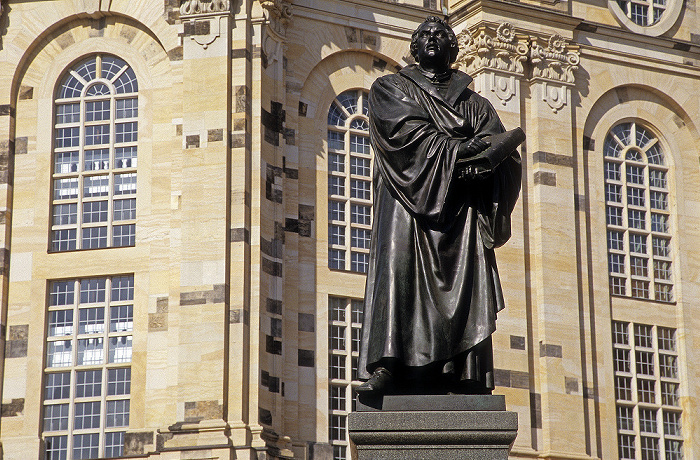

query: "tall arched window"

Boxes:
[327, 90, 372, 273]
[51, 54, 138, 252]
[604, 121, 673, 302]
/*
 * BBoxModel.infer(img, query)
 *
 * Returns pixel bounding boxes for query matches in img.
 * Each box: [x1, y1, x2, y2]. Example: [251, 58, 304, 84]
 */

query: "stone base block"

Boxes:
[348, 395, 517, 460]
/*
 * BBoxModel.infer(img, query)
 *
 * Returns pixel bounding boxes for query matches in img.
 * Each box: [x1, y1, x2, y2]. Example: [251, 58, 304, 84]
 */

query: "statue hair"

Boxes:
[410, 16, 459, 65]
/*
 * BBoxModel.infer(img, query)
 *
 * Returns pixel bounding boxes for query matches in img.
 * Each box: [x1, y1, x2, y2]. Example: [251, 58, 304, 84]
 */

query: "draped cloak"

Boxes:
[358, 65, 522, 387]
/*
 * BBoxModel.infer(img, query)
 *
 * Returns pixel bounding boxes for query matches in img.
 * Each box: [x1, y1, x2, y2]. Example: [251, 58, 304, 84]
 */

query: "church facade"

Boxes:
[0, 0, 698, 459]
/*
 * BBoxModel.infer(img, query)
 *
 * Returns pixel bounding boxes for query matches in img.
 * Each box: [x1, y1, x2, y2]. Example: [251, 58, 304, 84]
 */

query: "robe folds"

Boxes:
[358, 65, 522, 387]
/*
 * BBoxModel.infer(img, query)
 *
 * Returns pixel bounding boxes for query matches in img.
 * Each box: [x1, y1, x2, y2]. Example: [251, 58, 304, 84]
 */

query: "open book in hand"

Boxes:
[456, 127, 525, 180]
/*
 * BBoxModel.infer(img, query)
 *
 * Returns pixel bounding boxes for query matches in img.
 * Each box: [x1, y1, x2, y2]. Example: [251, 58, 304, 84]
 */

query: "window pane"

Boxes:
[52, 229, 77, 252]
[46, 435, 68, 460]
[351, 157, 370, 176]
[84, 149, 109, 171]
[115, 146, 137, 168]
[351, 228, 371, 249]
[627, 164, 644, 185]
[44, 404, 69, 431]
[53, 203, 78, 226]
[351, 204, 371, 225]
[47, 340, 73, 368]
[328, 131, 344, 150]
[113, 198, 136, 221]
[77, 338, 104, 365]
[73, 401, 100, 430]
[80, 278, 106, 303]
[54, 178, 79, 200]
[106, 399, 130, 427]
[351, 252, 369, 273]
[350, 179, 371, 200]
[114, 173, 137, 195]
[49, 310, 74, 337]
[328, 103, 346, 126]
[329, 224, 345, 246]
[58, 73, 84, 99]
[73, 433, 99, 460]
[55, 127, 80, 148]
[75, 369, 102, 398]
[74, 57, 97, 81]
[50, 281, 75, 306]
[350, 134, 370, 154]
[329, 153, 345, 173]
[110, 305, 133, 332]
[84, 124, 110, 146]
[109, 336, 133, 363]
[116, 98, 138, 119]
[113, 67, 138, 93]
[113, 224, 136, 247]
[85, 100, 110, 122]
[330, 354, 345, 380]
[115, 122, 138, 143]
[107, 368, 131, 396]
[329, 176, 345, 196]
[56, 103, 80, 124]
[102, 56, 127, 80]
[82, 201, 108, 223]
[54, 151, 80, 174]
[111, 276, 134, 302]
[83, 175, 109, 197]
[82, 226, 107, 249]
[104, 431, 125, 458]
[45, 372, 71, 400]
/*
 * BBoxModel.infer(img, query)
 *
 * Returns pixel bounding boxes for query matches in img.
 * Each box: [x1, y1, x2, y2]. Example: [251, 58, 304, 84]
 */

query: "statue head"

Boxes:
[410, 16, 459, 70]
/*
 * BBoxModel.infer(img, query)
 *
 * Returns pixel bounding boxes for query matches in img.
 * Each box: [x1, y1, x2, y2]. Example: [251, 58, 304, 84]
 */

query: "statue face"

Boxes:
[413, 22, 452, 70]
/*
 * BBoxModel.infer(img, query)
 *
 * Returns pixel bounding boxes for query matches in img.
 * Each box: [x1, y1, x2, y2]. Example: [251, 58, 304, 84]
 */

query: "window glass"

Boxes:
[604, 122, 672, 301]
[51, 54, 138, 252]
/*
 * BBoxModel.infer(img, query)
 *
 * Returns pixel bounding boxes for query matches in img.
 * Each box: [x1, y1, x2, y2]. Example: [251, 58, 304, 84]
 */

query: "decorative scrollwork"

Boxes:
[455, 23, 529, 76]
[180, 0, 229, 15]
[530, 33, 580, 84]
[260, 0, 293, 26]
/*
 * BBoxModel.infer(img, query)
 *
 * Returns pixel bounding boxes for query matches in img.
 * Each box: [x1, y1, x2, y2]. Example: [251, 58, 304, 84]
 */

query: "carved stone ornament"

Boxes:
[180, 0, 229, 16]
[260, 0, 293, 26]
[455, 23, 528, 106]
[530, 33, 580, 84]
[530, 33, 579, 113]
[455, 23, 529, 77]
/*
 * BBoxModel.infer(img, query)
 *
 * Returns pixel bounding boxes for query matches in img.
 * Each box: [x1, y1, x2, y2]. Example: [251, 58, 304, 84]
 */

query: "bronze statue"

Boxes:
[357, 16, 523, 396]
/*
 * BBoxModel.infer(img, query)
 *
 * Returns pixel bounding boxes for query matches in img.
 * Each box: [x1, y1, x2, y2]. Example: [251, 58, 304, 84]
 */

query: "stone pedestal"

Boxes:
[348, 395, 517, 460]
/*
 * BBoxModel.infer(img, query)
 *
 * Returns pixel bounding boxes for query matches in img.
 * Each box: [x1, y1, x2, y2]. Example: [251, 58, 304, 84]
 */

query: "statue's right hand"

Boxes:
[458, 136, 490, 159]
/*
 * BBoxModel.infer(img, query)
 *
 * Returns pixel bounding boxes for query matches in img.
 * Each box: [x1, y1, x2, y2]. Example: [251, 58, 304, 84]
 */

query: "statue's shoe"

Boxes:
[356, 367, 393, 395]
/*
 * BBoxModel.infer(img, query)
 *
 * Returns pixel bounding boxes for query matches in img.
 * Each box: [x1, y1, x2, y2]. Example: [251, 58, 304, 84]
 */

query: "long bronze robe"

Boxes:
[358, 65, 521, 387]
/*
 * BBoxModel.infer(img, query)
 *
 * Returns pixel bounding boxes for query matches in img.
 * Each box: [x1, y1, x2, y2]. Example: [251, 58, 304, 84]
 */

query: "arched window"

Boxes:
[51, 54, 138, 252]
[604, 121, 673, 302]
[327, 90, 372, 273]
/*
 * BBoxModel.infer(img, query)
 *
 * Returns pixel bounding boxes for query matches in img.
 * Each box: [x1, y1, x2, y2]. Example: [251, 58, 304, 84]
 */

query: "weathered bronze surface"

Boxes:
[358, 16, 523, 395]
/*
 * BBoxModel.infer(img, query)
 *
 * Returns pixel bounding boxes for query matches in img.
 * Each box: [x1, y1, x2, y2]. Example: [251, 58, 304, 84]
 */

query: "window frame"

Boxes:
[50, 54, 138, 253]
[327, 89, 372, 274]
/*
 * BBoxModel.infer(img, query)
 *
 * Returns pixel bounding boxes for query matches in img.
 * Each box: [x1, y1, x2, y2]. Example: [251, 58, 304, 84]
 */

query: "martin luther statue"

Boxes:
[357, 16, 522, 396]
